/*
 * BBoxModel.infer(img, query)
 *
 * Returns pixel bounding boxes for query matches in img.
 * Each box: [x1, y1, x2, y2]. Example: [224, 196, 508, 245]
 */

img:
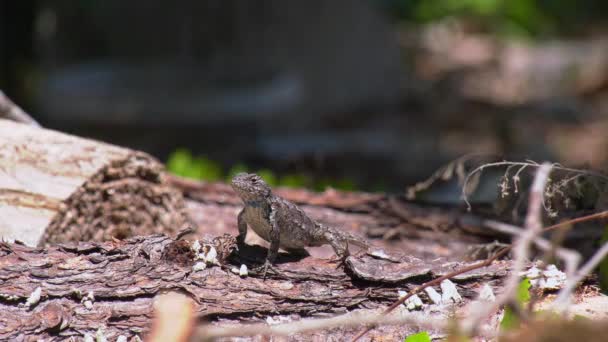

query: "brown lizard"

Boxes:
[231, 172, 369, 278]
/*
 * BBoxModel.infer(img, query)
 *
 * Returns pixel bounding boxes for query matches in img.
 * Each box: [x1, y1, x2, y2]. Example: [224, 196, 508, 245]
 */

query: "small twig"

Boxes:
[552, 240, 608, 311]
[543, 211, 608, 233]
[459, 163, 552, 334]
[0, 90, 40, 127]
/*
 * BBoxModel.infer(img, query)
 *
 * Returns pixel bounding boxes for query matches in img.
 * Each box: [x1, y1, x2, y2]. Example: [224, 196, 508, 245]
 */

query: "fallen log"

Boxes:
[0, 234, 509, 341]
[0, 119, 189, 246]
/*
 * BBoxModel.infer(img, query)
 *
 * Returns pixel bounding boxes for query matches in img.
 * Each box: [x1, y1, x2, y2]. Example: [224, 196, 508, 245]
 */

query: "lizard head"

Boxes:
[231, 172, 272, 201]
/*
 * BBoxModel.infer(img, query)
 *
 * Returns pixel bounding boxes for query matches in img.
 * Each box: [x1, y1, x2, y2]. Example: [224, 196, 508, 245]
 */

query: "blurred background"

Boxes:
[2, 0, 608, 193]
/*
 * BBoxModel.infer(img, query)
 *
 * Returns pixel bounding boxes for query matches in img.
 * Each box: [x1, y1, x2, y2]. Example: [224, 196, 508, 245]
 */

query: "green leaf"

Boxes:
[193, 156, 222, 181]
[166, 148, 195, 178]
[516, 277, 531, 303]
[500, 278, 531, 331]
[500, 306, 518, 331]
[405, 331, 431, 342]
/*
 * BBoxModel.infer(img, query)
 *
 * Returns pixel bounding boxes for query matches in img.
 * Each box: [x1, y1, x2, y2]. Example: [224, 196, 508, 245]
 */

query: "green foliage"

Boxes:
[500, 278, 531, 331]
[388, 0, 602, 38]
[404, 331, 431, 342]
[166, 148, 195, 178]
[315, 177, 356, 192]
[226, 163, 249, 182]
[166, 149, 222, 181]
[414, 0, 552, 37]
[256, 169, 279, 187]
[280, 174, 310, 188]
[166, 149, 358, 191]
[599, 225, 608, 293]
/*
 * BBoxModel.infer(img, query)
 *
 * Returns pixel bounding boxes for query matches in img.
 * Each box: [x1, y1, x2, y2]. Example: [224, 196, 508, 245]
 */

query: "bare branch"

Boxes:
[552, 240, 608, 311]
[481, 220, 580, 277]
[196, 308, 471, 340]
[460, 163, 553, 334]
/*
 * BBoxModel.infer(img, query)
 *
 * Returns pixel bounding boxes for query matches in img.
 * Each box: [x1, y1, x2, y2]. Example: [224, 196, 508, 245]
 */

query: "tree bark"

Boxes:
[0, 234, 507, 341]
[0, 119, 189, 246]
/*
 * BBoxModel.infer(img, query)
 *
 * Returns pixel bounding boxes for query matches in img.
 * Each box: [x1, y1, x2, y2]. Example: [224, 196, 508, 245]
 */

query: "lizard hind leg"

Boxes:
[324, 231, 350, 268]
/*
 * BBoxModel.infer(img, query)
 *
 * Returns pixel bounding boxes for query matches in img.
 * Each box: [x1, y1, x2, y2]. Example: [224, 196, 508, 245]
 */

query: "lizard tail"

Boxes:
[321, 224, 370, 249]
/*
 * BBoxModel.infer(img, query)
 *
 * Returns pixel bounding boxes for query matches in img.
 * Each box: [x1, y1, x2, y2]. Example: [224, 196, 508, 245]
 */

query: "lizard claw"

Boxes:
[328, 254, 349, 269]
[255, 260, 279, 280]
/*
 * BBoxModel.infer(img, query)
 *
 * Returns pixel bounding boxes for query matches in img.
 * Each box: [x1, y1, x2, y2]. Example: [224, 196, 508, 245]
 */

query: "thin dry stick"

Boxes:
[196, 309, 461, 340]
[543, 211, 608, 233]
[552, 240, 608, 310]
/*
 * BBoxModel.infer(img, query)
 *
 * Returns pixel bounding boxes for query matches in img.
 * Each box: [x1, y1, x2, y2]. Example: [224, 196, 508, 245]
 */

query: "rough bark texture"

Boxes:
[0, 119, 189, 246]
[0, 234, 508, 341]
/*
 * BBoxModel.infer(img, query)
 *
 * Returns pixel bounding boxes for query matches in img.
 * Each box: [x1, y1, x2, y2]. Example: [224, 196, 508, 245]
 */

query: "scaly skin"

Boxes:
[231, 173, 369, 278]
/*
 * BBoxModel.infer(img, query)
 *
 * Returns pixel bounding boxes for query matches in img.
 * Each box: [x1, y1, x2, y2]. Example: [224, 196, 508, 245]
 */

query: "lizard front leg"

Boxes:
[236, 208, 248, 245]
[258, 204, 281, 279]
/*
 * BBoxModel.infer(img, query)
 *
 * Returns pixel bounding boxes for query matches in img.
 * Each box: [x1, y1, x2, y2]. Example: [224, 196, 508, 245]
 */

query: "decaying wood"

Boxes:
[0, 234, 509, 341]
[0, 119, 189, 246]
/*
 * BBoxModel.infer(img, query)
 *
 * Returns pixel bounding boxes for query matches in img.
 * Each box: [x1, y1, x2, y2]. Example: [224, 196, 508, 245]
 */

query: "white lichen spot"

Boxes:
[201, 245, 219, 265]
[239, 264, 248, 277]
[133, 335, 143, 342]
[523, 264, 566, 290]
[0, 293, 19, 301]
[83, 333, 94, 342]
[230, 267, 240, 274]
[265, 315, 292, 325]
[398, 290, 423, 311]
[192, 262, 207, 272]
[478, 283, 496, 302]
[424, 287, 443, 305]
[278, 282, 294, 290]
[266, 316, 279, 325]
[440, 280, 462, 304]
[26, 287, 42, 308]
[81, 290, 95, 309]
[116, 336, 128, 342]
[191, 240, 202, 254]
[95, 326, 107, 342]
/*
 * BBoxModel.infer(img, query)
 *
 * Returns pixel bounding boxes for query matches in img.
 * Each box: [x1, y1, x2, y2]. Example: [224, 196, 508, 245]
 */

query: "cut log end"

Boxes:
[0, 119, 191, 246]
[41, 152, 190, 245]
